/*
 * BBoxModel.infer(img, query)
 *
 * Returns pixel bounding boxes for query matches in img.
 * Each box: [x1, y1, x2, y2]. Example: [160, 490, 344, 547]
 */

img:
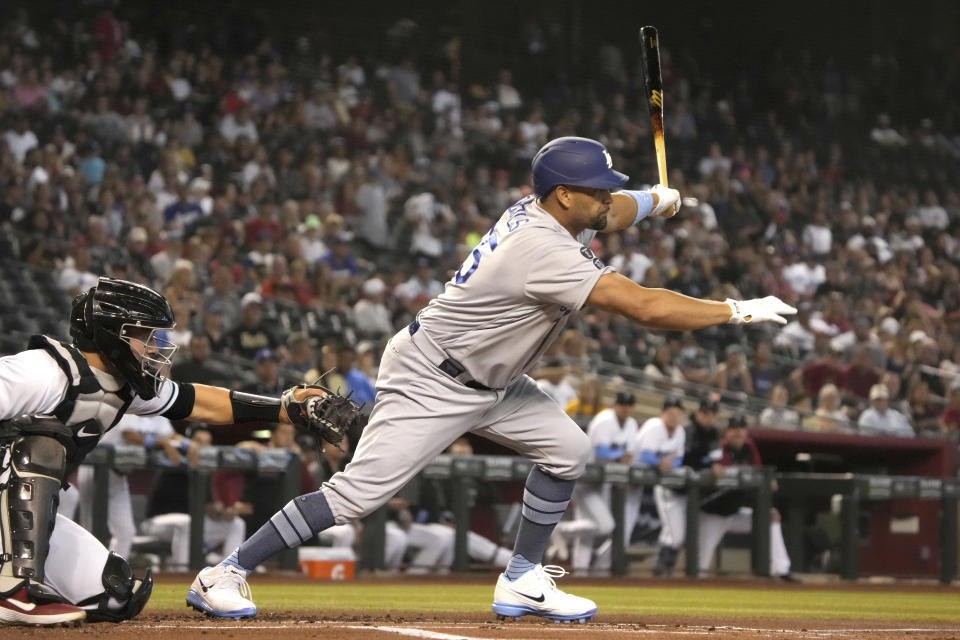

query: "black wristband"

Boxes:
[229, 390, 282, 423]
[162, 382, 196, 421]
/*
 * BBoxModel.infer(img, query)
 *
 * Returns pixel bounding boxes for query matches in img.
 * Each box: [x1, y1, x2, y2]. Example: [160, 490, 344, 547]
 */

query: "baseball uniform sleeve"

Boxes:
[127, 378, 180, 417]
[522, 235, 614, 310]
[632, 419, 664, 465]
[0, 350, 69, 421]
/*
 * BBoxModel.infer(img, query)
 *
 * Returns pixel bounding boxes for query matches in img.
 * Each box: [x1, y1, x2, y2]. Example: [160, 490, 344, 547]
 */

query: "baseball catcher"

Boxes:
[0, 277, 359, 626]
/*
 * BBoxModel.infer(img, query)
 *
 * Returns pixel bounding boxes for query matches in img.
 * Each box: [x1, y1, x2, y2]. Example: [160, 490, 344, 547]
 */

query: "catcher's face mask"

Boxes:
[121, 324, 178, 396]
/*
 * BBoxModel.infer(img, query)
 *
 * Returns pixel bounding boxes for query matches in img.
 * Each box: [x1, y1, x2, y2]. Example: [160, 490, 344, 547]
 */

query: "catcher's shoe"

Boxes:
[186, 565, 257, 619]
[492, 564, 596, 623]
[0, 588, 85, 626]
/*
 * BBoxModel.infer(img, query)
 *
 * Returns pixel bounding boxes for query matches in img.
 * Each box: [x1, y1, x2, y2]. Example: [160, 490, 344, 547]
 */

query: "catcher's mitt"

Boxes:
[281, 384, 362, 447]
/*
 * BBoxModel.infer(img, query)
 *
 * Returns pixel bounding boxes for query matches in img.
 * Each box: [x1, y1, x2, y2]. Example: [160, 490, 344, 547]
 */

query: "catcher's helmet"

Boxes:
[531, 136, 629, 197]
[71, 277, 177, 400]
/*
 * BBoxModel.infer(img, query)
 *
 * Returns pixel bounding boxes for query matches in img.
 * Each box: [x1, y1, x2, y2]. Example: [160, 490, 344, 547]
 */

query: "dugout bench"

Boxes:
[777, 473, 960, 583]
[81, 444, 302, 571]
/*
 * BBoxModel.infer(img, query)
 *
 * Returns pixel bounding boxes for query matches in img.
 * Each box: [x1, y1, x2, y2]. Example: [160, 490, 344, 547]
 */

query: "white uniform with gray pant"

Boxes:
[319, 196, 605, 525]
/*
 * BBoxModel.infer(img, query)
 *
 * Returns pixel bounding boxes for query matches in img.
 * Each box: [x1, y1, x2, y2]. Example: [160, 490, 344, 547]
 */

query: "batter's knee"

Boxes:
[551, 429, 592, 481]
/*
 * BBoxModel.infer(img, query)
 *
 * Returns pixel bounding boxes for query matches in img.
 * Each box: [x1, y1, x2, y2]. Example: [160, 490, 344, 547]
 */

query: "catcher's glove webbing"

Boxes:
[281, 384, 362, 446]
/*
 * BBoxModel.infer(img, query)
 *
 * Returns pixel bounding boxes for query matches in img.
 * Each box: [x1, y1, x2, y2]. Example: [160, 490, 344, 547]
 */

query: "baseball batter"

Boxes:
[191, 136, 796, 622]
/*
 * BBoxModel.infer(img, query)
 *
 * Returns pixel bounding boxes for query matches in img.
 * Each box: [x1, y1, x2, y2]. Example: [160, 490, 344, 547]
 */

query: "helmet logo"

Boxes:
[602, 149, 612, 168]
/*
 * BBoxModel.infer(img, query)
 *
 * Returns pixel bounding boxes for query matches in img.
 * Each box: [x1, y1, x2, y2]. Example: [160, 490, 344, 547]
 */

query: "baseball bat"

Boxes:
[640, 26, 668, 188]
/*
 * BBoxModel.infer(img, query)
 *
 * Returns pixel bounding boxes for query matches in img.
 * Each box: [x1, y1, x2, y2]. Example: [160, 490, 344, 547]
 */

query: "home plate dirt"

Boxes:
[11, 612, 960, 640]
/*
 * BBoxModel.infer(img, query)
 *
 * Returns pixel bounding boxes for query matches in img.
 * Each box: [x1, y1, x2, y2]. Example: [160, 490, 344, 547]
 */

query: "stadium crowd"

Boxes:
[1, 3, 959, 458]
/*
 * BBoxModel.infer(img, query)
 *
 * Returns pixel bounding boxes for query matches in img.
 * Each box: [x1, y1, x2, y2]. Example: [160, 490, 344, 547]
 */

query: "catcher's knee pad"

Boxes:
[80, 552, 153, 622]
[0, 435, 66, 595]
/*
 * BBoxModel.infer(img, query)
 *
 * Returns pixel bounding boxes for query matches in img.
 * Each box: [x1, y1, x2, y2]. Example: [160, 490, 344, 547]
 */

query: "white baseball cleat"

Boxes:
[186, 565, 257, 619]
[492, 564, 597, 623]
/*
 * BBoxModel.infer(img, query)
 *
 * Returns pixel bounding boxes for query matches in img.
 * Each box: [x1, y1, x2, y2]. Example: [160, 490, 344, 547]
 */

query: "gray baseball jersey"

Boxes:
[418, 195, 614, 388]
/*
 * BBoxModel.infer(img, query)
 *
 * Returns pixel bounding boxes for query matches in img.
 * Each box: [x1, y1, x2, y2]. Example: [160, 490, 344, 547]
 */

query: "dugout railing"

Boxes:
[81, 444, 302, 571]
[78, 449, 960, 582]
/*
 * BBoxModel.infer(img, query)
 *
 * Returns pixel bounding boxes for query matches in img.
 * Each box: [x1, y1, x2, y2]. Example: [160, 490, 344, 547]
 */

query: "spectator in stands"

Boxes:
[831, 315, 884, 367]
[203, 266, 242, 324]
[404, 190, 455, 261]
[57, 245, 98, 296]
[163, 258, 201, 326]
[321, 235, 362, 284]
[172, 333, 227, 386]
[353, 277, 394, 339]
[298, 215, 328, 265]
[759, 384, 801, 430]
[793, 342, 842, 401]
[774, 301, 817, 358]
[220, 103, 258, 143]
[858, 384, 914, 437]
[164, 182, 205, 229]
[242, 348, 287, 397]
[125, 227, 157, 284]
[150, 229, 184, 286]
[643, 344, 684, 387]
[807, 383, 852, 433]
[565, 375, 603, 429]
[534, 359, 578, 409]
[838, 342, 882, 406]
[5, 115, 38, 164]
[336, 343, 376, 407]
[939, 380, 960, 436]
[783, 252, 826, 297]
[750, 340, 776, 399]
[608, 227, 653, 284]
[676, 332, 715, 386]
[906, 379, 942, 435]
[225, 292, 280, 359]
[395, 257, 444, 300]
[285, 334, 315, 377]
[918, 189, 949, 230]
[714, 344, 754, 398]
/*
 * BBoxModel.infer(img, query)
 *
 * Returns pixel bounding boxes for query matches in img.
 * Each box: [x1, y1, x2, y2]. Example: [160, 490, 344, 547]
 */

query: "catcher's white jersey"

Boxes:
[417, 196, 614, 389]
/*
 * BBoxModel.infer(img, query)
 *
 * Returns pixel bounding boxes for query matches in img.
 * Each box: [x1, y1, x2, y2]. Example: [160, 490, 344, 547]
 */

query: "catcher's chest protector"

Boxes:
[26, 335, 134, 462]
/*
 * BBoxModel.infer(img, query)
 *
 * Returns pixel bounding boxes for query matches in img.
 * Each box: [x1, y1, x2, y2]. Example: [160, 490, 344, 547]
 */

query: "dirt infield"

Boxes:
[5, 575, 959, 639]
[7, 611, 960, 640]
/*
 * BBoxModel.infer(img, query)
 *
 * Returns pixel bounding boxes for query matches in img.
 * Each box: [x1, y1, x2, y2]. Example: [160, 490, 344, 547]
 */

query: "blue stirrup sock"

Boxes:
[219, 490, 336, 573]
[504, 466, 574, 581]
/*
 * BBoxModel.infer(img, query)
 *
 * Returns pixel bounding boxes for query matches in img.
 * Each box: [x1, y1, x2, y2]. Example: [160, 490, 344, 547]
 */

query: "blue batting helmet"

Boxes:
[531, 137, 629, 197]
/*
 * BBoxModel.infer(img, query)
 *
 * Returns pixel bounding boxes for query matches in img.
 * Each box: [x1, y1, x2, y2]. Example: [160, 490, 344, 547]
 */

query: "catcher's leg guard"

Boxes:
[0, 435, 66, 597]
[46, 514, 152, 622]
[80, 553, 153, 622]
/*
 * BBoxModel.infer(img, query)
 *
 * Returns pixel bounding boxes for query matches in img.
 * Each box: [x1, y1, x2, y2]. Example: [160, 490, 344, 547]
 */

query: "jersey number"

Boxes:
[454, 226, 499, 284]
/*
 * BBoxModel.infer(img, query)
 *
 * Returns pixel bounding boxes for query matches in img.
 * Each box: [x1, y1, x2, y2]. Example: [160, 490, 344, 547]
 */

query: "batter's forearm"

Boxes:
[587, 273, 732, 330]
[605, 192, 658, 232]
[632, 289, 731, 330]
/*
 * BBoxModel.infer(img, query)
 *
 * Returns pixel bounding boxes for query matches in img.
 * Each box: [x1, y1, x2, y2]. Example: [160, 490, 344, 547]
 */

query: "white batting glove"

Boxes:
[725, 296, 797, 325]
[650, 184, 681, 218]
